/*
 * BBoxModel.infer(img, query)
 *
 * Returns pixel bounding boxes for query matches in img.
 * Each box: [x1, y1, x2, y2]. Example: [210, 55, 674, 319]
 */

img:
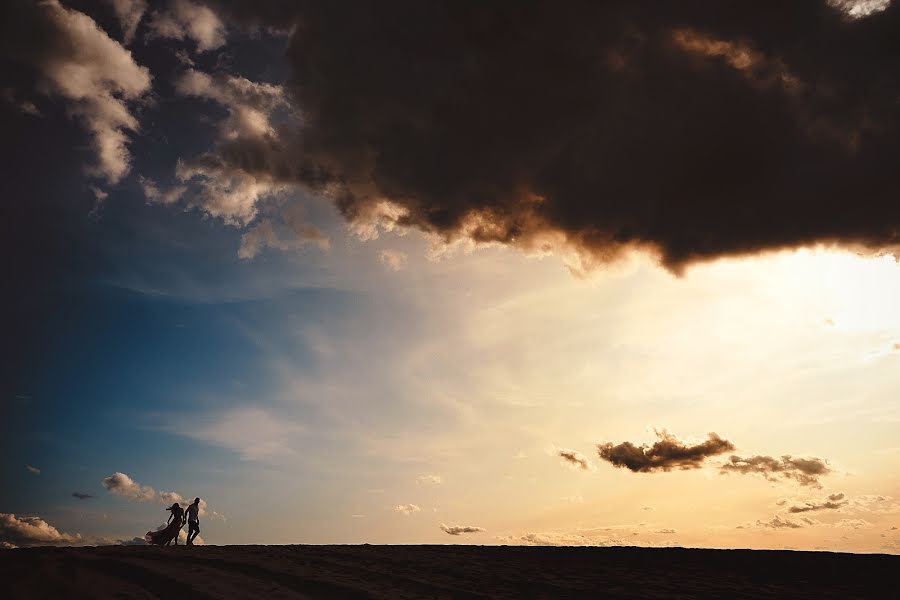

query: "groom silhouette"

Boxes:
[185, 497, 201, 545]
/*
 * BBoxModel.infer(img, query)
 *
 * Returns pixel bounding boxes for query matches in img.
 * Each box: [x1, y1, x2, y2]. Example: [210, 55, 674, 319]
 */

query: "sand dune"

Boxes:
[1, 544, 896, 599]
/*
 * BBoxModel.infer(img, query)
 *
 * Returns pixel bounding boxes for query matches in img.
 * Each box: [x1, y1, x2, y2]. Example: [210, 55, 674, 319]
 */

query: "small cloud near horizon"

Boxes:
[787, 493, 847, 513]
[0, 513, 81, 548]
[440, 523, 485, 536]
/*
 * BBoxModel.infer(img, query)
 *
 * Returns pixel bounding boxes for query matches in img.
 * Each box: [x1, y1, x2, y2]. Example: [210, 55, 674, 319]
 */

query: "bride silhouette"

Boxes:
[145, 503, 185, 546]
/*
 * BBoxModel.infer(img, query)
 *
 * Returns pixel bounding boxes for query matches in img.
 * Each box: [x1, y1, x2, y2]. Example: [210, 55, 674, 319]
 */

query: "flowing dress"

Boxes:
[145, 506, 184, 545]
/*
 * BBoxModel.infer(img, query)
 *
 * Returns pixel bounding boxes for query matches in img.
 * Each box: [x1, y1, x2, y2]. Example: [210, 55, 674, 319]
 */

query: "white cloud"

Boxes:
[380, 250, 408, 272]
[173, 69, 291, 225]
[210, 510, 226, 522]
[16, 1, 151, 183]
[175, 160, 282, 225]
[415, 474, 442, 485]
[158, 490, 184, 506]
[89, 186, 108, 202]
[498, 532, 618, 546]
[102, 472, 207, 517]
[146, 0, 225, 52]
[25, 465, 40, 475]
[851, 495, 900, 514]
[348, 200, 408, 241]
[393, 504, 421, 515]
[105, 0, 147, 44]
[835, 518, 872, 529]
[238, 211, 329, 260]
[828, 0, 892, 19]
[174, 69, 285, 126]
[0, 514, 81, 547]
[140, 176, 186, 205]
[102, 472, 158, 502]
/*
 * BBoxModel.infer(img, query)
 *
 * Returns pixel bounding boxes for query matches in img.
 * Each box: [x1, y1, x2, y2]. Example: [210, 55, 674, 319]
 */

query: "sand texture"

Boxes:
[1, 544, 896, 599]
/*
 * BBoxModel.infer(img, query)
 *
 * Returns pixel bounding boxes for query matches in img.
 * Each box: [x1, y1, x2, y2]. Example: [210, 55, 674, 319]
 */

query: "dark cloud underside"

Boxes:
[721, 455, 831, 487]
[597, 430, 734, 472]
[205, 0, 900, 271]
[440, 524, 485, 535]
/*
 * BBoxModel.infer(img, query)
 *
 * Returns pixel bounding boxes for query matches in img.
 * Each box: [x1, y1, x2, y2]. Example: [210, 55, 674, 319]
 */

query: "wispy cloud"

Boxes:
[835, 518, 872, 529]
[394, 504, 421, 515]
[163, 407, 305, 461]
[753, 515, 809, 529]
[104, 0, 147, 44]
[787, 493, 848, 513]
[498, 532, 619, 546]
[554, 447, 593, 471]
[25, 465, 40, 475]
[416, 474, 442, 485]
[145, 0, 225, 52]
[379, 250, 408, 272]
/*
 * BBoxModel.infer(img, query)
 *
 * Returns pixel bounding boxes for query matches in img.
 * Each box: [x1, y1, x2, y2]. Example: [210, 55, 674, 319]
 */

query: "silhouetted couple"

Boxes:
[145, 497, 201, 546]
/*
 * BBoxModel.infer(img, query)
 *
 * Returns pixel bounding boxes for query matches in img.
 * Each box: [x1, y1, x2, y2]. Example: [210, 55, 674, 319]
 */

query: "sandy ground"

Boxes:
[1, 544, 896, 599]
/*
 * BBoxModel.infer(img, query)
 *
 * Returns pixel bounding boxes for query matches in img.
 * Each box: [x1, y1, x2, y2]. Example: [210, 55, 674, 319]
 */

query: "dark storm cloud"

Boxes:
[721, 455, 831, 487]
[597, 430, 734, 472]
[200, 0, 900, 272]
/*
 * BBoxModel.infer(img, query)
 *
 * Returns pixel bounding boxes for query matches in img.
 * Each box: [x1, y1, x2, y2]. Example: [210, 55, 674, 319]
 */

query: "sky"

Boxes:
[2, 0, 900, 552]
